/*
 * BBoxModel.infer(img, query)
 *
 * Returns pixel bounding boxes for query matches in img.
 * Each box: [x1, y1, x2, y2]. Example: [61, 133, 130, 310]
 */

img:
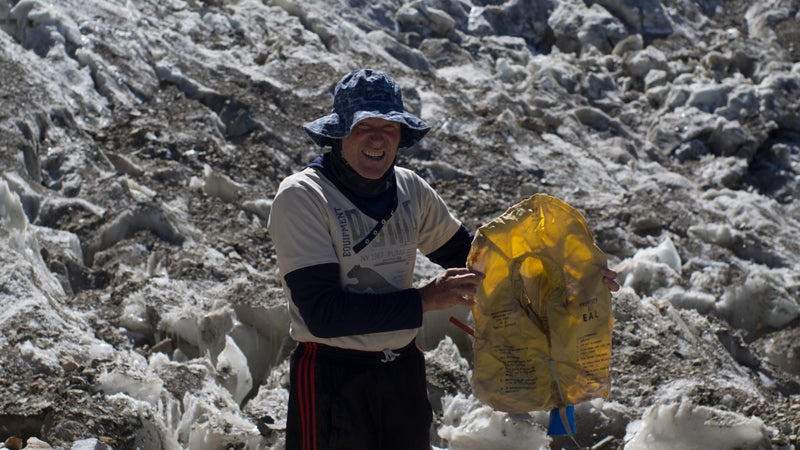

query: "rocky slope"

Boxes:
[1, 0, 799, 448]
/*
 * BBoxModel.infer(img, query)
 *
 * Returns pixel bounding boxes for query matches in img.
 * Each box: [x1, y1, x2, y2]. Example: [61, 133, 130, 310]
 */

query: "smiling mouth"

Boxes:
[363, 150, 385, 160]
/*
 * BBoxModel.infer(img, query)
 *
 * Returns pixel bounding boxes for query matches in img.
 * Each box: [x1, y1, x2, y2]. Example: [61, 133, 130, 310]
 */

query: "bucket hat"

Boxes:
[304, 69, 430, 148]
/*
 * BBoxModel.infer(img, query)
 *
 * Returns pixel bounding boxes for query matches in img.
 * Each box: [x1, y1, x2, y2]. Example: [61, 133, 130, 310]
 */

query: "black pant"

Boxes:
[286, 341, 433, 450]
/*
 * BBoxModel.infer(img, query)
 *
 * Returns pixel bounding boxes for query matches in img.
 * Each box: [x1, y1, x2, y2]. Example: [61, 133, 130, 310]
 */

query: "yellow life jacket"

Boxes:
[467, 194, 613, 414]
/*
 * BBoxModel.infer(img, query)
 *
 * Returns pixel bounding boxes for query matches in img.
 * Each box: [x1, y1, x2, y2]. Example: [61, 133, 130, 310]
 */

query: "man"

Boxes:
[268, 69, 618, 450]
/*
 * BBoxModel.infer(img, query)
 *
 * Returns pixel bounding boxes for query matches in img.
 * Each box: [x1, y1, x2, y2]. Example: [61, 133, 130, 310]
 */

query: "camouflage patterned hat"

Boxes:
[303, 69, 430, 148]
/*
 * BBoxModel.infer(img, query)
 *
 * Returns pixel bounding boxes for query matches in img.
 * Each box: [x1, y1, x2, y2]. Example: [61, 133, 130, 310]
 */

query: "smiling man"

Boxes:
[267, 69, 483, 450]
[341, 118, 402, 179]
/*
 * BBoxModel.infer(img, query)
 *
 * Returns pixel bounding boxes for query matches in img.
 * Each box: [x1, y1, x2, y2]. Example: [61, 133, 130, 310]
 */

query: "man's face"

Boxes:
[341, 118, 402, 179]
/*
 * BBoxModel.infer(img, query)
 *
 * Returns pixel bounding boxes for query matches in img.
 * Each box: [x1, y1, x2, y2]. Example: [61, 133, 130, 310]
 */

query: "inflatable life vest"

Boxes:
[467, 194, 613, 414]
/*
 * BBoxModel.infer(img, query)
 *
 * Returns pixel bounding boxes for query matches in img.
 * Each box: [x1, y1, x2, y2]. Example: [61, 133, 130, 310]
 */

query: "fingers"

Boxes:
[601, 267, 621, 292]
[424, 265, 619, 313]
[445, 266, 485, 279]
[455, 294, 475, 307]
[441, 268, 483, 289]
[603, 277, 621, 292]
[600, 267, 617, 278]
[446, 279, 480, 306]
[450, 270, 483, 303]
[420, 268, 483, 312]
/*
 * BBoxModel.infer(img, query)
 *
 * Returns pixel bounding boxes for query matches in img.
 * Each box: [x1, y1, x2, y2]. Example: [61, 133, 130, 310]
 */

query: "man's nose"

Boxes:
[367, 130, 385, 143]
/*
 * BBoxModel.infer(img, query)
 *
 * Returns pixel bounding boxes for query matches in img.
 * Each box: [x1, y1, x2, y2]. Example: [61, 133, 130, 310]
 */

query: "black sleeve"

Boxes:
[425, 224, 474, 268]
[283, 263, 423, 338]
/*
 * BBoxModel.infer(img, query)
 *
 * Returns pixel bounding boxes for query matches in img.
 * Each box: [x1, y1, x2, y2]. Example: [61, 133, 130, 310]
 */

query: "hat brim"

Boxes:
[304, 110, 430, 148]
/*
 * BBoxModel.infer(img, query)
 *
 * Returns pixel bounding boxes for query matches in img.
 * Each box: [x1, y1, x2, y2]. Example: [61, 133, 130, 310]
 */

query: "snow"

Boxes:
[1, 0, 798, 449]
[624, 400, 770, 450]
[0, 179, 779, 450]
[215, 335, 254, 405]
[437, 394, 551, 450]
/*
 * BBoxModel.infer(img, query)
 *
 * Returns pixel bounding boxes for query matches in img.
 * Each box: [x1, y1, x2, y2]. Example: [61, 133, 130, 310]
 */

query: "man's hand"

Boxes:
[601, 267, 620, 292]
[419, 267, 484, 312]
[420, 266, 616, 313]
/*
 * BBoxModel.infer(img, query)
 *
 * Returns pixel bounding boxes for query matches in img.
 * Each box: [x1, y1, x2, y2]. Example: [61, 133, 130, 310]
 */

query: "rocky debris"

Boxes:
[1, 0, 799, 448]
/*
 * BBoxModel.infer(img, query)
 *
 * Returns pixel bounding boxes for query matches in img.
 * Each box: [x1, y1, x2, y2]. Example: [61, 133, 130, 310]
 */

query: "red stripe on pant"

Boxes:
[298, 343, 318, 450]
